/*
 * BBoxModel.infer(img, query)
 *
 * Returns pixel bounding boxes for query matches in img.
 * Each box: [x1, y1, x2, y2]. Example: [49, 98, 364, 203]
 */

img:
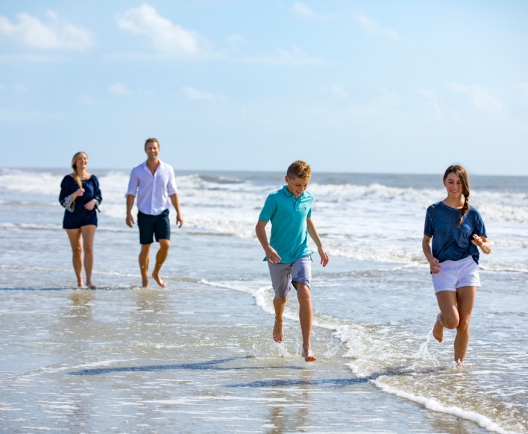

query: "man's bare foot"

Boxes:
[86, 282, 96, 290]
[432, 313, 444, 343]
[302, 348, 317, 362]
[152, 271, 166, 288]
[141, 277, 149, 288]
[273, 318, 284, 343]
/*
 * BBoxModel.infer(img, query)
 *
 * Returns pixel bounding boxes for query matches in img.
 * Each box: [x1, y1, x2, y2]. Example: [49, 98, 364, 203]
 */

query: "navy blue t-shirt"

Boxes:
[424, 201, 487, 264]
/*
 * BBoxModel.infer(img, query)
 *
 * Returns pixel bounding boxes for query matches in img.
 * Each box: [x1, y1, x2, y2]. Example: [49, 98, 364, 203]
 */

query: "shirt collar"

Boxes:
[282, 184, 304, 199]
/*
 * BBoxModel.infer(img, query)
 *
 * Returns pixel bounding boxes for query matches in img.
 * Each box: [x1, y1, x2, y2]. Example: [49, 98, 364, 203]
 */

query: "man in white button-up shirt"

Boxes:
[125, 138, 184, 288]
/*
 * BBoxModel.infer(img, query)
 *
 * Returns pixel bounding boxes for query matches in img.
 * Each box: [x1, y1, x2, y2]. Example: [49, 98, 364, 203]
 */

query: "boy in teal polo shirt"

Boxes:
[255, 160, 329, 362]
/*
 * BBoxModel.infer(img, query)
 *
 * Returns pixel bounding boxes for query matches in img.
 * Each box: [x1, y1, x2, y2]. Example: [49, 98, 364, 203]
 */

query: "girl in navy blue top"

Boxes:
[422, 165, 491, 364]
[59, 152, 102, 289]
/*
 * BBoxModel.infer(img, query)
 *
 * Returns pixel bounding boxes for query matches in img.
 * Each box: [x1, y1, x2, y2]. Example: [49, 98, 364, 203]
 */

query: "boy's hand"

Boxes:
[429, 257, 441, 274]
[318, 246, 329, 267]
[265, 246, 281, 264]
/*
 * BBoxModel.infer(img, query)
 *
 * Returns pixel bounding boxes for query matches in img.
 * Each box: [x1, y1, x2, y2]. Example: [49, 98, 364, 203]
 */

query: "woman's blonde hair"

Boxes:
[71, 152, 87, 188]
[443, 164, 470, 227]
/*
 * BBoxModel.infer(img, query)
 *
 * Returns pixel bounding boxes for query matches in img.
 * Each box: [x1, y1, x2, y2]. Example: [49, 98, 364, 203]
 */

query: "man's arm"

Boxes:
[255, 220, 281, 264]
[126, 195, 135, 227]
[170, 194, 183, 228]
[307, 217, 329, 267]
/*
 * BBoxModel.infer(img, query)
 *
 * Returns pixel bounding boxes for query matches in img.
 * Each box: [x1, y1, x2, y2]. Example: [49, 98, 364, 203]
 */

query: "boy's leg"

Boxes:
[295, 283, 316, 362]
[291, 255, 316, 362]
[273, 296, 287, 343]
[268, 262, 292, 343]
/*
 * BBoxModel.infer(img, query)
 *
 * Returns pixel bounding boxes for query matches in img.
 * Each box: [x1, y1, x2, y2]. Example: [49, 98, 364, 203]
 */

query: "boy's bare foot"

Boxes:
[152, 271, 166, 288]
[86, 282, 96, 290]
[302, 348, 317, 362]
[273, 319, 284, 343]
[433, 313, 444, 343]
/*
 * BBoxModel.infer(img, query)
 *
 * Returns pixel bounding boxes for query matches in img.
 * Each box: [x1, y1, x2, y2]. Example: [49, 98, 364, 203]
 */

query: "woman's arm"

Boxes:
[59, 176, 83, 212]
[422, 235, 441, 274]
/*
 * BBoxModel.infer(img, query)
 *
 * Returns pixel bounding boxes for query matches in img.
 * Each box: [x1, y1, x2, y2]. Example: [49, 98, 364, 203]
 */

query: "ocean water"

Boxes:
[0, 167, 527, 433]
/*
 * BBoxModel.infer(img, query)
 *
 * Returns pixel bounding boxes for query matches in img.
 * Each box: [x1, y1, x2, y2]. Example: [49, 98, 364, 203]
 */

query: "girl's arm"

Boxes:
[422, 235, 441, 274]
[307, 217, 329, 267]
[472, 235, 491, 254]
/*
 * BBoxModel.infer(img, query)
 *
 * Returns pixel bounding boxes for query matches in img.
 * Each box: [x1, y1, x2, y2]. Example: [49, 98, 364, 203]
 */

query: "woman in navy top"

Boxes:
[59, 152, 102, 289]
[422, 165, 491, 364]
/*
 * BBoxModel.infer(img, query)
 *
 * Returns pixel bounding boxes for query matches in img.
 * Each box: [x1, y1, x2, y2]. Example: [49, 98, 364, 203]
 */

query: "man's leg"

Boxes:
[296, 283, 316, 362]
[139, 244, 151, 288]
[80, 225, 97, 289]
[65, 229, 83, 287]
[152, 239, 170, 288]
[273, 296, 288, 343]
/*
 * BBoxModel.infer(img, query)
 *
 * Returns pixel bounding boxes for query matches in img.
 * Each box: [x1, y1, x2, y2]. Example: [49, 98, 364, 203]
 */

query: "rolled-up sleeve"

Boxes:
[125, 168, 139, 198]
[167, 167, 178, 196]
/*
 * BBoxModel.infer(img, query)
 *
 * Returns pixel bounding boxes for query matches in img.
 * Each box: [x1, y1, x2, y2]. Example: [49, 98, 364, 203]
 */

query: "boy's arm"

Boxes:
[255, 220, 281, 264]
[170, 194, 184, 227]
[307, 217, 329, 267]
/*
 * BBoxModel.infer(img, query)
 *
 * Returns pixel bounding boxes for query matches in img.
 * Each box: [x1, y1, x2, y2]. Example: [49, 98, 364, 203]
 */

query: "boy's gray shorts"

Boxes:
[268, 255, 312, 300]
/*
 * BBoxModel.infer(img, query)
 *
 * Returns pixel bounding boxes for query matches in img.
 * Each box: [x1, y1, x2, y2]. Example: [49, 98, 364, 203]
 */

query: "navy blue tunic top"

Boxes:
[59, 175, 102, 229]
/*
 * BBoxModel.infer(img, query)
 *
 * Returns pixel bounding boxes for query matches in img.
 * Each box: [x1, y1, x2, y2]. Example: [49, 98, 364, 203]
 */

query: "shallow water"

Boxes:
[0, 168, 527, 433]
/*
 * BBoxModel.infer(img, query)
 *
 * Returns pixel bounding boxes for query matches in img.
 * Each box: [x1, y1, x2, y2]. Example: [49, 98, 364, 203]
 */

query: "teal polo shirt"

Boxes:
[258, 185, 313, 264]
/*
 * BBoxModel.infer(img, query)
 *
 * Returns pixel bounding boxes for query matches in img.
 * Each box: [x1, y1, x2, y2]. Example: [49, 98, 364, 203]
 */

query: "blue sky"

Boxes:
[1, 0, 527, 175]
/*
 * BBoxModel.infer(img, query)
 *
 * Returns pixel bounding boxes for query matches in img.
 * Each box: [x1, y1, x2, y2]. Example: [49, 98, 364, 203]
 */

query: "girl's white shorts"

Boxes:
[432, 255, 480, 293]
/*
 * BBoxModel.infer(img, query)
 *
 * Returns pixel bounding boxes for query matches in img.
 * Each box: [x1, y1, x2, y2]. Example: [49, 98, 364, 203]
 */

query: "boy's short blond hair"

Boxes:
[287, 160, 311, 180]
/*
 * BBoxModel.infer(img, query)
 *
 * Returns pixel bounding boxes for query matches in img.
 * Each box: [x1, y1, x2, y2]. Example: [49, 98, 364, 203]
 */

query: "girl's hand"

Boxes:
[74, 187, 85, 198]
[84, 200, 95, 211]
[318, 246, 329, 267]
[429, 257, 441, 274]
[471, 234, 484, 247]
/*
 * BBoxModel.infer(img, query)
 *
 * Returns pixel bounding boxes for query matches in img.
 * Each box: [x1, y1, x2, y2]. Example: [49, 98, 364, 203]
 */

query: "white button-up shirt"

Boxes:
[125, 160, 178, 216]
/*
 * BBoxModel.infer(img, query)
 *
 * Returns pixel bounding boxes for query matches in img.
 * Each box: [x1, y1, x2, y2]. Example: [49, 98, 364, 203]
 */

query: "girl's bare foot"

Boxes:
[433, 313, 444, 343]
[302, 348, 317, 362]
[86, 282, 96, 289]
[273, 319, 284, 343]
[141, 277, 149, 288]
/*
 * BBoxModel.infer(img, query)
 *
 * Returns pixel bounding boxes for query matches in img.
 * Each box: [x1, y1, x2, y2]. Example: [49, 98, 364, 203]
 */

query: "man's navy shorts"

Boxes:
[137, 209, 170, 245]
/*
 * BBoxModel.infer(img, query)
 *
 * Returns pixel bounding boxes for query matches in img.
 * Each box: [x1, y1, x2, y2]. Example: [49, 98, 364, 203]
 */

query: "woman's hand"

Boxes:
[84, 199, 96, 211]
[74, 187, 85, 198]
[429, 257, 441, 274]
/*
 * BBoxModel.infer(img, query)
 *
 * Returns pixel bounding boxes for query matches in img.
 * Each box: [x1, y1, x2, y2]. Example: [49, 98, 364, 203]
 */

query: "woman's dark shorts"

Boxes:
[137, 209, 170, 245]
[63, 209, 98, 229]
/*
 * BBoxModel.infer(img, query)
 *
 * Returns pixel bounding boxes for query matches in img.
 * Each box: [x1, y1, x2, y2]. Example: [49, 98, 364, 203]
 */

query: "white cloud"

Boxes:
[108, 83, 130, 96]
[354, 14, 398, 41]
[292, 3, 317, 19]
[227, 34, 247, 50]
[447, 83, 502, 114]
[117, 4, 200, 55]
[0, 11, 94, 50]
[181, 86, 222, 101]
[415, 88, 443, 119]
[244, 44, 326, 65]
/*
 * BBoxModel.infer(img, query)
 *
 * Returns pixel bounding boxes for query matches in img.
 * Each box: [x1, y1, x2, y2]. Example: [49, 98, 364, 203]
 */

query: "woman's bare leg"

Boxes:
[80, 225, 97, 289]
[65, 229, 83, 287]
